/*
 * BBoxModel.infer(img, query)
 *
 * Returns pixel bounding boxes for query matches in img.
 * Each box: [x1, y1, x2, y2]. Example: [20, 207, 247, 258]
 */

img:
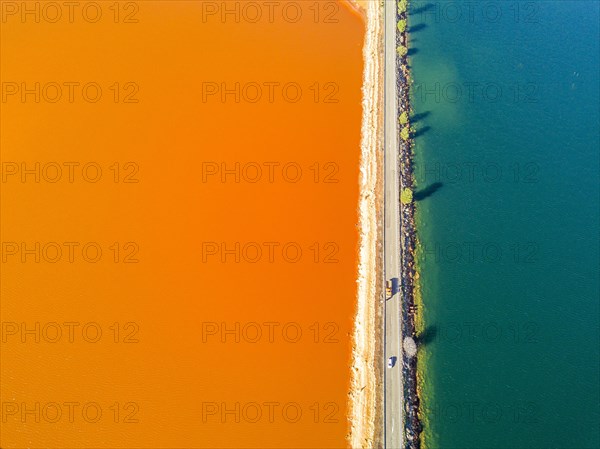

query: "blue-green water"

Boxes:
[409, 1, 600, 448]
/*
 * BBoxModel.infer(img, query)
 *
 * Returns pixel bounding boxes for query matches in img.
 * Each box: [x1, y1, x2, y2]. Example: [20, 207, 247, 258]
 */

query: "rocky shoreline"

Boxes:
[396, 1, 423, 448]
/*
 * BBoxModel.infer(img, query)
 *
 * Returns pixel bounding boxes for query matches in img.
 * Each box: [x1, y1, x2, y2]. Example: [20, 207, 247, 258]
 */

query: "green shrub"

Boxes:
[398, 0, 408, 14]
[400, 125, 410, 141]
[401, 188, 413, 205]
[397, 45, 408, 57]
[397, 19, 406, 33]
[399, 111, 408, 125]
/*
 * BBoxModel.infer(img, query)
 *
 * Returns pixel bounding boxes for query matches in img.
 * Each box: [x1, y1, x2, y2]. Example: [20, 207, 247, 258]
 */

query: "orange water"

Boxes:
[0, 1, 365, 447]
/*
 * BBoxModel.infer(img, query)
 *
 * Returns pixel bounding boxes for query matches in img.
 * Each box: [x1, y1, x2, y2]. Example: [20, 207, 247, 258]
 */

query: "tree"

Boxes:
[399, 111, 408, 125]
[401, 188, 413, 205]
[398, 0, 408, 14]
[400, 125, 410, 141]
[397, 19, 406, 33]
[397, 45, 408, 57]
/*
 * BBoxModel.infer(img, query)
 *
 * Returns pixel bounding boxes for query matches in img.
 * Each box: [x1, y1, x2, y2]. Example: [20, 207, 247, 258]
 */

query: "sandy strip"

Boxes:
[347, 0, 384, 447]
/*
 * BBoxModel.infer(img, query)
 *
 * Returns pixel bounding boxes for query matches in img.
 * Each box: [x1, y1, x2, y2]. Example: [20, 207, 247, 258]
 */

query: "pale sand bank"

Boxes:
[347, 0, 384, 447]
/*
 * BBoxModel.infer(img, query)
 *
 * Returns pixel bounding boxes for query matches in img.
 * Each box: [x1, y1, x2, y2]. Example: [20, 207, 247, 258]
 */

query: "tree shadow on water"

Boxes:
[410, 3, 435, 16]
[414, 182, 443, 201]
[411, 125, 430, 138]
[408, 23, 427, 33]
[407, 47, 419, 56]
[411, 111, 430, 124]
[416, 325, 437, 347]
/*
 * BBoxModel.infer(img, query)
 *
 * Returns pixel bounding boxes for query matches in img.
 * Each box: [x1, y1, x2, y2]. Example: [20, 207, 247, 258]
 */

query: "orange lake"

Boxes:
[0, 1, 365, 447]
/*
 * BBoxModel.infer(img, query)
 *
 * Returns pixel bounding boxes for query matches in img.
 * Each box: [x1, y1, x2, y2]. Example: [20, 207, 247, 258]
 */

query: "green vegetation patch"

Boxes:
[399, 111, 408, 125]
[398, 0, 408, 14]
[401, 187, 413, 204]
[397, 19, 407, 33]
[400, 125, 410, 141]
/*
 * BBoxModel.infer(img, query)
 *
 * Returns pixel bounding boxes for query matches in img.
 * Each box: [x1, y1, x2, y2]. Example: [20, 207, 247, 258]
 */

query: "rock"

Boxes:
[404, 336, 418, 358]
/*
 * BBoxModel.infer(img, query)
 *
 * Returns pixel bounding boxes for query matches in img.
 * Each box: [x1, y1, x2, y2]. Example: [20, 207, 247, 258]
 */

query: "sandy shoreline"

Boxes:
[347, 0, 385, 447]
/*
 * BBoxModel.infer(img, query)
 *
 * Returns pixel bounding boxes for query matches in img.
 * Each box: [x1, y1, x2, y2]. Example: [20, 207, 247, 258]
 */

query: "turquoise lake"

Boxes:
[409, 1, 600, 448]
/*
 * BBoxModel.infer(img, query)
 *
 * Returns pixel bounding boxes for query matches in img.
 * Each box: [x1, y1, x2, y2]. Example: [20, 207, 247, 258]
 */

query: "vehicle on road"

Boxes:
[387, 356, 397, 368]
[386, 280, 393, 299]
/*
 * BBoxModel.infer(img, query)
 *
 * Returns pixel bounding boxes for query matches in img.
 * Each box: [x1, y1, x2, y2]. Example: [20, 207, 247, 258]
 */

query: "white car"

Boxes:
[387, 356, 397, 368]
